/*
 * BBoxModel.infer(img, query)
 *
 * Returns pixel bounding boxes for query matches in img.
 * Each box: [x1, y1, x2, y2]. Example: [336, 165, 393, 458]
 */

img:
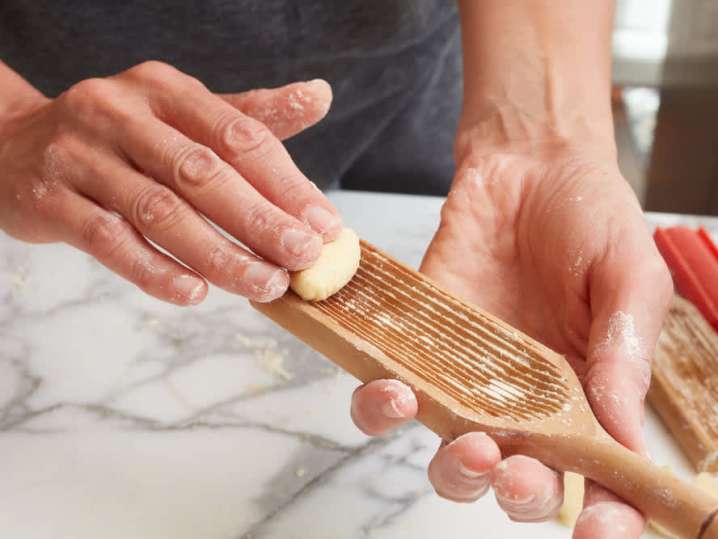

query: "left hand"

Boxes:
[349, 136, 673, 537]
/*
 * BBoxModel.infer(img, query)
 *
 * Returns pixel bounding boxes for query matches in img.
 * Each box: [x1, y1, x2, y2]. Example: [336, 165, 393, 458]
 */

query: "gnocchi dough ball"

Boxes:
[290, 228, 361, 301]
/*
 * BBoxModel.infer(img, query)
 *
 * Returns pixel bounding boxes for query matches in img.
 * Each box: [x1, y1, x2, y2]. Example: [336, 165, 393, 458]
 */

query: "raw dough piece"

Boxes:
[558, 472, 585, 527]
[290, 228, 360, 301]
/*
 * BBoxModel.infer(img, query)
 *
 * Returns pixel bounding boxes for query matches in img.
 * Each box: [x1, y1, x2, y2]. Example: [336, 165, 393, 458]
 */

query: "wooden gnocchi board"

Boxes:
[650, 296, 718, 472]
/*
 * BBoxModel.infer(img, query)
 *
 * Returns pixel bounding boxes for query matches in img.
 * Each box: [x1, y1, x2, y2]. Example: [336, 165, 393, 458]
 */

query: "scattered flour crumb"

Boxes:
[287, 89, 309, 111]
[243, 383, 268, 395]
[143, 317, 162, 329]
[257, 348, 292, 381]
[9, 265, 30, 291]
[571, 251, 584, 277]
[236, 334, 293, 381]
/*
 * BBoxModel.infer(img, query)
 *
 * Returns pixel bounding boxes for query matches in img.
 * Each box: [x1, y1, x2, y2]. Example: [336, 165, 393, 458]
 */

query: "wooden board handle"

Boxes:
[533, 437, 718, 538]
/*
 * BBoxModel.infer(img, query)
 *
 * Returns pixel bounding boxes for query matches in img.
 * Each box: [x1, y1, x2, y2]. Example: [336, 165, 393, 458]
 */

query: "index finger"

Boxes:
[149, 75, 342, 240]
[219, 79, 333, 141]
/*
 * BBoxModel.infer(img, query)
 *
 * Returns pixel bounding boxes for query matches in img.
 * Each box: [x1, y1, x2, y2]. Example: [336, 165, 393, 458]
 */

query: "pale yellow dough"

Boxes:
[289, 228, 361, 301]
[558, 472, 585, 527]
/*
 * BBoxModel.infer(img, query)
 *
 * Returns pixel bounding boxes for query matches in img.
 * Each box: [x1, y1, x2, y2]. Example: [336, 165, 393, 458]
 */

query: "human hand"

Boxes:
[0, 61, 341, 305]
[350, 139, 672, 537]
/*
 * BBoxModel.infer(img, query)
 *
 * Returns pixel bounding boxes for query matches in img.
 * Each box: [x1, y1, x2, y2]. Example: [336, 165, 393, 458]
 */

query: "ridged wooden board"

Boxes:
[313, 242, 570, 422]
[650, 296, 718, 472]
[253, 241, 718, 538]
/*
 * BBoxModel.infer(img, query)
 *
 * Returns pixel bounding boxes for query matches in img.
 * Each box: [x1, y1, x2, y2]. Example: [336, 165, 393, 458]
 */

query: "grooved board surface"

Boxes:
[313, 242, 569, 421]
[650, 296, 718, 472]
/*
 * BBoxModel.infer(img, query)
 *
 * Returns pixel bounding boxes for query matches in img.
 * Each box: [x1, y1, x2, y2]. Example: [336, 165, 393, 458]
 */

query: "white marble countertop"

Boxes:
[1, 190, 717, 539]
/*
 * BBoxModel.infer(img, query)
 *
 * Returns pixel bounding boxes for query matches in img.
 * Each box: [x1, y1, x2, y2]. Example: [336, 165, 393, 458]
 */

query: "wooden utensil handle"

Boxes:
[539, 437, 718, 538]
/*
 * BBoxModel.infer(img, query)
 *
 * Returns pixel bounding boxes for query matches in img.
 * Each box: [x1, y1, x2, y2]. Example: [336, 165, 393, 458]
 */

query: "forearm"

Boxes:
[0, 61, 47, 126]
[458, 0, 616, 156]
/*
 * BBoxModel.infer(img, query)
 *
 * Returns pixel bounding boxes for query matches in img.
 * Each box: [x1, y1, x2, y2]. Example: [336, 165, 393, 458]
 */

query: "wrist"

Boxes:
[457, 0, 617, 166]
[456, 101, 617, 168]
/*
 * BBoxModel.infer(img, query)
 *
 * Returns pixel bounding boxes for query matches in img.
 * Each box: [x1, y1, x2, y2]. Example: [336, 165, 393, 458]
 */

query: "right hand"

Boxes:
[0, 61, 341, 305]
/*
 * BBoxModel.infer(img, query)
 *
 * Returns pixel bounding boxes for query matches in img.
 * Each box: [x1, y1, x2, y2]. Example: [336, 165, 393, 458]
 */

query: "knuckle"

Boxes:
[243, 201, 274, 232]
[81, 214, 130, 257]
[183, 73, 207, 91]
[207, 247, 233, 284]
[207, 246, 250, 287]
[128, 60, 179, 82]
[219, 115, 272, 159]
[62, 78, 113, 106]
[60, 79, 117, 119]
[175, 145, 227, 191]
[126, 61, 202, 95]
[275, 173, 308, 200]
[132, 185, 187, 230]
[128, 254, 159, 289]
[59, 78, 122, 122]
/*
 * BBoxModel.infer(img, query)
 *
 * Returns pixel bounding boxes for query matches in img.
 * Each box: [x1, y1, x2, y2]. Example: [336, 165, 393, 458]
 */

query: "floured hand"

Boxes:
[351, 143, 671, 538]
[0, 62, 341, 305]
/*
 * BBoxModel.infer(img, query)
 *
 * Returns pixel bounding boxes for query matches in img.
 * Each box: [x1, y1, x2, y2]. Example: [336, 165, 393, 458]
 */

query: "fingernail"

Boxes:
[492, 459, 562, 521]
[305, 79, 332, 101]
[494, 480, 537, 509]
[301, 206, 341, 237]
[306, 78, 329, 90]
[458, 461, 488, 479]
[244, 262, 288, 302]
[492, 461, 535, 505]
[172, 274, 205, 305]
[280, 228, 322, 260]
[381, 397, 406, 419]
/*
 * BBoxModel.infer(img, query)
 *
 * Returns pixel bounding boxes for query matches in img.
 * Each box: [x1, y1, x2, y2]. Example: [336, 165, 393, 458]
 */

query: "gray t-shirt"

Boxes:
[0, 0, 462, 194]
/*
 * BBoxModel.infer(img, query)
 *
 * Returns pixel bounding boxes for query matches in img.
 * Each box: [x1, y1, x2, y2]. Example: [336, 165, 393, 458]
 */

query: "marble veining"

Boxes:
[1, 191, 716, 538]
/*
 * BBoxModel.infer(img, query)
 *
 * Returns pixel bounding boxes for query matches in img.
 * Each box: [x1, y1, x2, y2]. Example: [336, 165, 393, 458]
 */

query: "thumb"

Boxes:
[583, 250, 673, 455]
[217, 79, 333, 141]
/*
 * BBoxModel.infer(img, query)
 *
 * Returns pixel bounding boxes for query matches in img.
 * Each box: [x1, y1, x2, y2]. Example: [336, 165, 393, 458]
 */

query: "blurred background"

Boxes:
[613, 0, 718, 215]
